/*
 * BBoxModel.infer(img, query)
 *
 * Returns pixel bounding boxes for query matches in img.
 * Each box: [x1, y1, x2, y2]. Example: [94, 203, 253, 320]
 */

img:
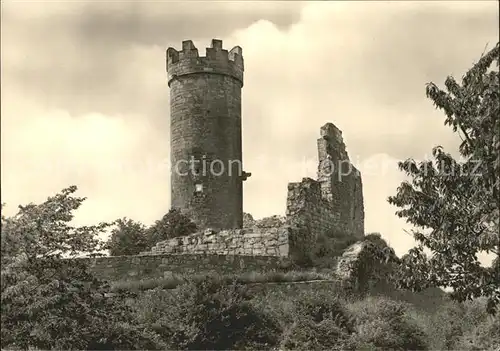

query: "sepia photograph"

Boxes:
[1, 1, 499, 350]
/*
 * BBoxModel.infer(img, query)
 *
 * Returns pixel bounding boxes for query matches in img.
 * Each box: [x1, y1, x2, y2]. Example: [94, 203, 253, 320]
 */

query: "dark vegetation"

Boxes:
[388, 42, 500, 314]
[2, 184, 498, 350]
[110, 270, 330, 293]
[313, 228, 358, 267]
[106, 208, 198, 256]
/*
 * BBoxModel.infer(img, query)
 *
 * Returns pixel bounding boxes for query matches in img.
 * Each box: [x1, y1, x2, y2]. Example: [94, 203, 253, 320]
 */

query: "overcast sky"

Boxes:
[1, 1, 498, 256]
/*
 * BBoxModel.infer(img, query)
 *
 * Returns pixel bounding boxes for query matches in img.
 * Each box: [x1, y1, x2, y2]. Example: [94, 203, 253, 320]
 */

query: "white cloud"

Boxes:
[1, 99, 170, 227]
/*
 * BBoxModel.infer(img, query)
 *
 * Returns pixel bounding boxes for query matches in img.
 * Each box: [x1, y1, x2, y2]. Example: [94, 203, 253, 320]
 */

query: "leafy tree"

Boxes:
[1, 186, 164, 350]
[388, 43, 500, 314]
[107, 217, 149, 256]
[146, 208, 198, 247]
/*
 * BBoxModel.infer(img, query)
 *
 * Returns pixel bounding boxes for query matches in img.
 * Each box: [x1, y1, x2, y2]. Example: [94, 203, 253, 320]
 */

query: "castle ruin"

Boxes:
[149, 39, 365, 258]
[84, 39, 366, 281]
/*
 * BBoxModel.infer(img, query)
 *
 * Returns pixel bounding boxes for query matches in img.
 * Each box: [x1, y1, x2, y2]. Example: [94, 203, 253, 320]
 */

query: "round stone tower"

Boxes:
[166, 39, 251, 230]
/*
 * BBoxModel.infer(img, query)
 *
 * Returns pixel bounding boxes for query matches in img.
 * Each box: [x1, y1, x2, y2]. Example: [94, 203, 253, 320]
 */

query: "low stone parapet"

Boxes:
[144, 227, 290, 257]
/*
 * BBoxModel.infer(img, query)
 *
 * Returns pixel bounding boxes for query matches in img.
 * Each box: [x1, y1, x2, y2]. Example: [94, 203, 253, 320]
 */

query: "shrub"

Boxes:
[423, 301, 470, 349]
[455, 299, 500, 350]
[111, 270, 329, 293]
[427, 299, 500, 350]
[243, 212, 255, 227]
[455, 315, 500, 351]
[347, 296, 429, 350]
[107, 217, 149, 256]
[364, 232, 389, 247]
[295, 294, 354, 331]
[146, 208, 197, 247]
[281, 318, 355, 351]
[280, 289, 356, 350]
[131, 288, 179, 348]
[314, 229, 358, 259]
[132, 276, 282, 350]
[0, 187, 165, 350]
[1, 257, 165, 350]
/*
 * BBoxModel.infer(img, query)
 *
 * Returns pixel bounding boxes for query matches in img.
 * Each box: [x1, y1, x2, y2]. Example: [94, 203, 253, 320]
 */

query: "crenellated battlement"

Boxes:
[168, 38, 246, 230]
[166, 39, 244, 86]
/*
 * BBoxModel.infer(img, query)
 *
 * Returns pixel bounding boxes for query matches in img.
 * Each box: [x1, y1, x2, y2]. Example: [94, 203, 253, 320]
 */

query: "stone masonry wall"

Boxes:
[286, 178, 340, 260]
[283, 123, 365, 262]
[139, 123, 364, 264]
[146, 227, 289, 257]
[77, 254, 289, 282]
[317, 123, 364, 237]
[131, 122, 363, 267]
[168, 39, 249, 230]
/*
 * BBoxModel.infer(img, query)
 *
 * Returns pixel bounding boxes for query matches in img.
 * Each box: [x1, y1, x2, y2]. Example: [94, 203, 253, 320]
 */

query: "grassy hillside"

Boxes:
[116, 271, 499, 350]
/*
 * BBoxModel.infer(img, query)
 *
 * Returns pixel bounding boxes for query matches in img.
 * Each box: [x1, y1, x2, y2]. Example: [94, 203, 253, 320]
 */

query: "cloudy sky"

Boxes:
[1, 1, 498, 256]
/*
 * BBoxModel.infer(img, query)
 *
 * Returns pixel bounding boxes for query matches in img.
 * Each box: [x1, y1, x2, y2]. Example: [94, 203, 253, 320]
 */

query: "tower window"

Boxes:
[195, 183, 204, 193]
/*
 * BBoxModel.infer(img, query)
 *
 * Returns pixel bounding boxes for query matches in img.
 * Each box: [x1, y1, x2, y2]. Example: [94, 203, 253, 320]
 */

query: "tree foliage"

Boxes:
[146, 208, 198, 247]
[105, 209, 198, 256]
[0, 186, 164, 350]
[347, 297, 429, 350]
[388, 43, 500, 314]
[107, 217, 149, 256]
[1, 186, 107, 261]
[134, 276, 282, 350]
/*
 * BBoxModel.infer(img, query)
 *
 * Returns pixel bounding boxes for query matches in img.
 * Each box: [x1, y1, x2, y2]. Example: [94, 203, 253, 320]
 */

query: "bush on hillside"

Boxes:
[364, 232, 389, 247]
[456, 315, 500, 351]
[426, 301, 473, 349]
[132, 276, 282, 350]
[454, 299, 500, 350]
[425, 299, 500, 350]
[281, 318, 358, 351]
[294, 292, 355, 330]
[107, 217, 149, 256]
[146, 208, 198, 247]
[346, 296, 429, 350]
[279, 289, 357, 350]
[312, 229, 358, 269]
[0, 187, 165, 351]
[315, 230, 357, 257]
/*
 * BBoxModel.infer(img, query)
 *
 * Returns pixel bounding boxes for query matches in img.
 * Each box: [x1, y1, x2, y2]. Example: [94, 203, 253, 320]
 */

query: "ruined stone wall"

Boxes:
[317, 123, 364, 238]
[146, 227, 289, 257]
[286, 178, 339, 260]
[139, 123, 364, 264]
[283, 123, 365, 262]
[78, 254, 289, 282]
[131, 121, 364, 267]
